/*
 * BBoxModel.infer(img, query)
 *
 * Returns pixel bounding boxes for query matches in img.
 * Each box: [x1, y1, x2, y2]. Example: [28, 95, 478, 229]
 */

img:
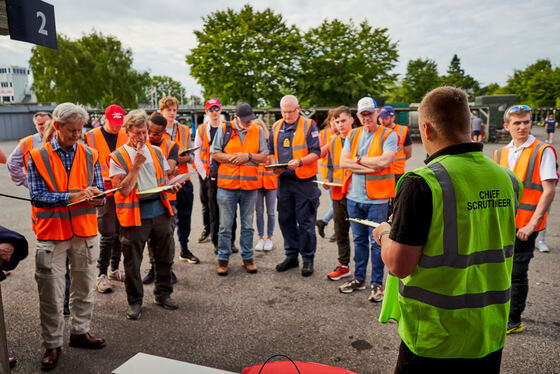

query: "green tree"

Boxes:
[30, 32, 149, 108]
[146, 75, 186, 104]
[400, 58, 440, 103]
[298, 19, 398, 106]
[186, 4, 301, 107]
[440, 54, 480, 99]
[502, 59, 560, 107]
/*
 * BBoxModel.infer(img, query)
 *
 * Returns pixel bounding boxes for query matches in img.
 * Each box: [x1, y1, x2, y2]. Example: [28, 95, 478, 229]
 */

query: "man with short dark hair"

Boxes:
[211, 103, 268, 275]
[375, 87, 521, 373]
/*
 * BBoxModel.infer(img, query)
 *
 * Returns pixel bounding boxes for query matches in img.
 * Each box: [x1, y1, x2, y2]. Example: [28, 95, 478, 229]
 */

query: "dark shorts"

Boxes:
[546, 127, 555, 134]
[473, 130, 481, 136]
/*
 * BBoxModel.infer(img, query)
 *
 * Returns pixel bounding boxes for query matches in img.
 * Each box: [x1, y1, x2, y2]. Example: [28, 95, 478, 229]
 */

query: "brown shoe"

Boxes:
[243, 259, 257, 274]
[40, 347, 61, 371]
[69, 332, 106, 349]
[217, 260, 228, 276]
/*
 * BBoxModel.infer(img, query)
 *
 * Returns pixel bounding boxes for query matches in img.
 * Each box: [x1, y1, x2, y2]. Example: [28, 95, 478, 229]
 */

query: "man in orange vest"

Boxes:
[269, 95, 321, 277]
[379, 105, 412, 182]
[7, 111, 51, 187]
[325, 106, 354, 281]
[27, 103, 106, 371]
[316, 111, 336, 241]
[109, 109, 182, 320]
[159, 96, 199, 264]
[211, 103, 268, 275]
[339, 97, 397, 302]
[85, 104, 127, 294]
[194, 98, 239, 254]
[494, 105, 557, 334]
[143, 112, 180, 285]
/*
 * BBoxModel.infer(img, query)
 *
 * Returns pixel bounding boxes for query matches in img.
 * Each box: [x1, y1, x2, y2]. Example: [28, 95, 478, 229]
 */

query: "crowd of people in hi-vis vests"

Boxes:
[0, 86, 556, 372]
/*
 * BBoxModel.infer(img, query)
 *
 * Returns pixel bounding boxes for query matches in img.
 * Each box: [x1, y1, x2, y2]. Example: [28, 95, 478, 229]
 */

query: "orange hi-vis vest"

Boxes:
[391, 124, 409, 175]
[163, 123, 191, 179]
[257, 164, 278, 190]
[29, 142, 99, 241]
[272, 116, 318, 179]
[148, 139, 178, 202]
[197, 121, 225, 175]
[343, 126, 396, 200]
[494, 139, 556, 231]
[217, 121, 261, 190]
[327, 135, 349, 201]
[110, 144, 173, 227]
[85, 127, 127, 190]
[319, 127, 333, 179]
[19, 135, 35, 169]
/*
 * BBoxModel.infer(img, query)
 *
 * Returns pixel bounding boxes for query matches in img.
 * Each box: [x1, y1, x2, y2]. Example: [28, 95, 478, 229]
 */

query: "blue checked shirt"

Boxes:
[27, 138, 104, 208]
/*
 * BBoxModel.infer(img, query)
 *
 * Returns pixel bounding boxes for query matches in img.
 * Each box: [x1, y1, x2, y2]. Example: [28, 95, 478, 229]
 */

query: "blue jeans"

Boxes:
[322, 198, 334, 223]
[347, 199, 388, 285]
[256, 188, 277, 237]
[217, 188, 257, 261]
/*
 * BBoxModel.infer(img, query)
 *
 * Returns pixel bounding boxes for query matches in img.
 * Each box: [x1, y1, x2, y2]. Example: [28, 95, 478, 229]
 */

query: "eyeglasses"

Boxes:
[281, 108, 298, 115]
[208, 106, 221, 113]
[507, 105, 531, 114]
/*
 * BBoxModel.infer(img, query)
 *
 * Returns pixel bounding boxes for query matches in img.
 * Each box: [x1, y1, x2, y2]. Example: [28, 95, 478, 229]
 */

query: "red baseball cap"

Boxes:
[205, 98, 221, 111]
[105, 104, 125, 126]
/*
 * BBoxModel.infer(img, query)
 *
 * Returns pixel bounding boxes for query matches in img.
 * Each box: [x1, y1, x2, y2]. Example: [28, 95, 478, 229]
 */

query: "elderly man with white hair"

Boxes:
[268, 95, 321, 277]
[27, 103, 106, 371]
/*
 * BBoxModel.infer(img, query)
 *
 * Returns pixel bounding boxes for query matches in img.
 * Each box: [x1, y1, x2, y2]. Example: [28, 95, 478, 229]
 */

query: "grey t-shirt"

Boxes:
[472, 118, 483, 132]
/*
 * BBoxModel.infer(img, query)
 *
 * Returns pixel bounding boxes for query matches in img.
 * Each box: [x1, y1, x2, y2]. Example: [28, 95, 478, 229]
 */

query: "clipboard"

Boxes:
[313, 180, 343, 187]
[347, 218, 380, 228]
[137, 174, 189, 196]
[67, 187, 121, 206]
[178, 146, 200, 156]
[265, 163, 289, 169]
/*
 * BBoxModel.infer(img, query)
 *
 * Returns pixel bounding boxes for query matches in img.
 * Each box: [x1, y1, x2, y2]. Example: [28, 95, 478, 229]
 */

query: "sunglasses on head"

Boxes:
[507, 105, 531, 115]
[208, 106, 220, 113]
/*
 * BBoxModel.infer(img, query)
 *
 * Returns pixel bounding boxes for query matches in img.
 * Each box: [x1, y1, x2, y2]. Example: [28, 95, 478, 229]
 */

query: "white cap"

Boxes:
[357, 97, 378, 114]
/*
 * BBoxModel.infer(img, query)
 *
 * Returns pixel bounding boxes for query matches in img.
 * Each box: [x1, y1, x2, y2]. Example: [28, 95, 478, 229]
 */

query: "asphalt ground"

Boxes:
[0, 125, 558, 374]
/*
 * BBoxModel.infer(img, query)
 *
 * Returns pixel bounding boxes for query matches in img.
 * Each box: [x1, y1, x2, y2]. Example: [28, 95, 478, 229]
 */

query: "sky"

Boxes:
[1, 0, 559, 99]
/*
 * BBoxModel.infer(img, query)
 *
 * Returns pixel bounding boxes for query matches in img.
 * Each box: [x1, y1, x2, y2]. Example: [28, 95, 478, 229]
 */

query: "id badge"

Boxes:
[283, 137, 290, 148]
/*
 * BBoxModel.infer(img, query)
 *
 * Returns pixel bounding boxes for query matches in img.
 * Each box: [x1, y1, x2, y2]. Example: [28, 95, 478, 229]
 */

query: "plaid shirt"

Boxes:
[28, 138, 104, 208]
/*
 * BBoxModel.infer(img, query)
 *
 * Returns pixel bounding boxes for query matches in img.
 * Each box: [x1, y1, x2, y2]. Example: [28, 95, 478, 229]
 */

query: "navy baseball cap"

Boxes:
[379, 106, 395, 118]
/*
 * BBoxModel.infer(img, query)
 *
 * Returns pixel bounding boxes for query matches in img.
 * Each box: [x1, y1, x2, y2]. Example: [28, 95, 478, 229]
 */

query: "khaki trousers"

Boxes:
[35, 236, 98, 349]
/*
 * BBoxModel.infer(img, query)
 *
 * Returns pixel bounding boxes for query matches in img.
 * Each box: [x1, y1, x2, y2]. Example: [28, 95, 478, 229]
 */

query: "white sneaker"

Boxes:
[96, 274, 112, 293]
[264, 238, 273, 251]
[255, 239, 265, 251]
[538, 241, 550, 253]
[108, 268, 126, 282]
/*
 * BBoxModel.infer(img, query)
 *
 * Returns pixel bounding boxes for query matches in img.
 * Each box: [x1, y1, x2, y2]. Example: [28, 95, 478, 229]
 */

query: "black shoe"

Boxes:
[154, 296, 179, 310]
[126, 303, 142, 320]
[171, 271, 177, 284]
[276, 257, 299, 272]
[316, 220, 326, 238]
[9, 356, 16, 369]
[302, 262, 314, 277]
[231, 244, 239, 253]
[179, 250, 200, 264]
[63, 303, 70, 316]
[142, 267, 154, 284]
[198, 229, 210, 243]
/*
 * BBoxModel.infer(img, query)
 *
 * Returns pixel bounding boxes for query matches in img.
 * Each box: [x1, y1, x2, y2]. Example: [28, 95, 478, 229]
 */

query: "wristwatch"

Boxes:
[356, 155, 362, 164]
[248, 153, 252, 161]
[298, 159, 303, 167]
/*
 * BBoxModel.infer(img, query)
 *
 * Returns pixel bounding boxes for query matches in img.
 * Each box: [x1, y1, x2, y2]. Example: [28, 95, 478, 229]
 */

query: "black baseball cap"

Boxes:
[235, 102, 256, 122]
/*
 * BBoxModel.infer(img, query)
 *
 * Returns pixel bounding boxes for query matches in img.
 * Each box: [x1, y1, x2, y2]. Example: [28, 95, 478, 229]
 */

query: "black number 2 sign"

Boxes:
[6, 0, 58, 50]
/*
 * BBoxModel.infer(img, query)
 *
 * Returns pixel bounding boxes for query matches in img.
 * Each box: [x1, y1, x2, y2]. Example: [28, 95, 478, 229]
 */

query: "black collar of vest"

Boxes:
[424, 142, 483, 165]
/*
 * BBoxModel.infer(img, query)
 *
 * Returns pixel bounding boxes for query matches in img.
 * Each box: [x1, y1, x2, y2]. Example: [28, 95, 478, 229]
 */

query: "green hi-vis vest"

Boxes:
[379, 151, 523, 359]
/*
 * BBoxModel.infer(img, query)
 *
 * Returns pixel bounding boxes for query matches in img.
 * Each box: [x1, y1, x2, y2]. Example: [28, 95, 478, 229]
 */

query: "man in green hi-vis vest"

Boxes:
[372, 87, 523, 373]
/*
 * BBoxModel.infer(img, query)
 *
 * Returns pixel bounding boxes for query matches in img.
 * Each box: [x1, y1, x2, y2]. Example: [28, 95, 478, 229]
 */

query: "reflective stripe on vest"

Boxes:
[272, 116, 318, 179]
[494, 140, 556, 230]
[391, 125, 408, 175]
[29, 143, 99, 240]
[164, 123, 191, 178]
[85, 127, 126, 178]
[257, 165, 278, 190]
[319, 128, 332, 179]
[328, 135, 347, 201]
[19, 135, 34, 170]
[217, 121, 261, 190]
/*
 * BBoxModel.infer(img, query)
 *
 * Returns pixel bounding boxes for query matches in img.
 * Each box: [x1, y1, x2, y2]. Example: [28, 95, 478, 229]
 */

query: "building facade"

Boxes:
[0, 65, 36, 104]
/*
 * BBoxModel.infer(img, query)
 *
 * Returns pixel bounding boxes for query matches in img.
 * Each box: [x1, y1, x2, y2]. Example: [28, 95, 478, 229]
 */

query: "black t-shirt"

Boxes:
[209, 126, 219, 144]
[389, 142, 484, 246]
[100, 126, 119, 152]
